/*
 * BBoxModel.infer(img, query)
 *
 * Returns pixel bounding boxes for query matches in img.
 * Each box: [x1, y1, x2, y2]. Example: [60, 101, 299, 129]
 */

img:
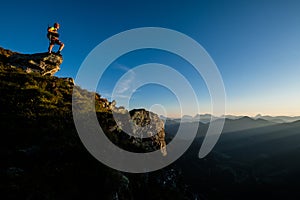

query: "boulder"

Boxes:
[0, 47, 62, 76]
[129, 109, 167, 156]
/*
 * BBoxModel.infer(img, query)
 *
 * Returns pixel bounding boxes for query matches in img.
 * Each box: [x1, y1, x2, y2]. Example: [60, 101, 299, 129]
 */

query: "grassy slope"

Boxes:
[0, 64, 194, 200]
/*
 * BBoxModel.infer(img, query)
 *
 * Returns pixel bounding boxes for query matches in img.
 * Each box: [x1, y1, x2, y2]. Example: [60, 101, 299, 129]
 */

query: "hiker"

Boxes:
[47, 22, 64, 55]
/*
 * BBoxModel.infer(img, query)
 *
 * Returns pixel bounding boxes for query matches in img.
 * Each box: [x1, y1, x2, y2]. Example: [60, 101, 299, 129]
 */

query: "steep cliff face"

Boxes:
[72, 93, 168, 155]
[0, 47, 62, 76]
[97, 104, 167, 155]
[129, 109, 167, 156]
[0, 47, 195, 200]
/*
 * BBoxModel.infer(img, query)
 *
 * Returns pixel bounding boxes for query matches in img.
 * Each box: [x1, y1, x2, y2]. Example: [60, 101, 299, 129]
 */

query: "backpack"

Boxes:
[47, 25, 59, 40]
[47, 25, 51, 39]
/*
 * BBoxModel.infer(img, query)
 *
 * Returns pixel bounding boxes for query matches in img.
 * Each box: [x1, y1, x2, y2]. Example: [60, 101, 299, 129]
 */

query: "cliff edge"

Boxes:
[0, 47, 62, 76]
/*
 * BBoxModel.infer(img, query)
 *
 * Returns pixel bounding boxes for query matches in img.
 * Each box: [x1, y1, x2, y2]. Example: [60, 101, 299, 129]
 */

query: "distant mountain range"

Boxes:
[161, 114, 300, 124]
[164, 113, 300, 199]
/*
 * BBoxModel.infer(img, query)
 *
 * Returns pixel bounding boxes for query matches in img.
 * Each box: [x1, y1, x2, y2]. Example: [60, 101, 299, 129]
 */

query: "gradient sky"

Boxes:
[1, 0, 299, 117]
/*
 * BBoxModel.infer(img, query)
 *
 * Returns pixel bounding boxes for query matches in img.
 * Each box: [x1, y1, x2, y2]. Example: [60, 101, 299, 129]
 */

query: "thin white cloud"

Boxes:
[114, 69, 136, 95]
[113, 63, 131, 72]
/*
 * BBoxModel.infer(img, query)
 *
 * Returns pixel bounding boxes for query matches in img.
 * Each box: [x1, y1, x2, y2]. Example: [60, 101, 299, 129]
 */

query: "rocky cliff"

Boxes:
[0, 46, 194, 199]
[0, 47, 62, 76]
[129, 109, 167, 156]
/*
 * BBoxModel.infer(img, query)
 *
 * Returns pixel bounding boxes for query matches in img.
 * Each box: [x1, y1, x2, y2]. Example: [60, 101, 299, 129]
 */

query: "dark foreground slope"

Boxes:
[0, 47, 195, 200]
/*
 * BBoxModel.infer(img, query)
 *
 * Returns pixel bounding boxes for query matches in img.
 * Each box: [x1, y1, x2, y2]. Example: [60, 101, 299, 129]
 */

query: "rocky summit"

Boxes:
[0, 47, 62, 76]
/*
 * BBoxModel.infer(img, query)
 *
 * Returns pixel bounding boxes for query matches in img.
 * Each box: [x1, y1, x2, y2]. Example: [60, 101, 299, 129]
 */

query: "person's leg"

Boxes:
[48, 44, 54, 53]
[58, 43, 65, 52]
[48, 38, 56, 53]
[56, 40, 64, 54]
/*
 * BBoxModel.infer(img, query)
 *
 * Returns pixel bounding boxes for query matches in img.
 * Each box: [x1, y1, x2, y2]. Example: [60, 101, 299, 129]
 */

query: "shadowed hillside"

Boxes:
[0, 47, 196, 200]
[165, 117, 300, 199]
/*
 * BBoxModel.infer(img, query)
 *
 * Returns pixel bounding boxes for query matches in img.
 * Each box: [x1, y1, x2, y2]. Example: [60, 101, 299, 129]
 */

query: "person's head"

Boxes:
[54, 23, 60, 29]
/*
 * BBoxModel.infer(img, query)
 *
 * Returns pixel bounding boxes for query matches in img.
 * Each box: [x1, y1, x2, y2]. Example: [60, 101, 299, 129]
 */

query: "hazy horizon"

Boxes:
[141, 107, 300, 119]
[157, 113, 300, 119]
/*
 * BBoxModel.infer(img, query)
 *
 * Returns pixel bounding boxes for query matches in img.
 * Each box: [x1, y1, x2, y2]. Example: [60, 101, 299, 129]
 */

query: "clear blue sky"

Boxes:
[1, 0, 299, 117]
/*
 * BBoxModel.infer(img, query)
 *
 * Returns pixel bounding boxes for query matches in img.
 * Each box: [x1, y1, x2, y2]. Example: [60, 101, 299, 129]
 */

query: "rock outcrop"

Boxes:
[129, 109, 167, 156]
[0, 46, 62, 76]
[95, 97, 167, 155]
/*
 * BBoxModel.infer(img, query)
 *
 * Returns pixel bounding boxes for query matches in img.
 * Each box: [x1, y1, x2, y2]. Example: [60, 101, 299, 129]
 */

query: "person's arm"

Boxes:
[48, 27, 59, 37]
[48, 27, 57, 33]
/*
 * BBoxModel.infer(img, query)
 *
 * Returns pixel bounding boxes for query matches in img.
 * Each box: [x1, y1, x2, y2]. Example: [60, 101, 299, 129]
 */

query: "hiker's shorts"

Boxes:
[50, 38, 63, 45]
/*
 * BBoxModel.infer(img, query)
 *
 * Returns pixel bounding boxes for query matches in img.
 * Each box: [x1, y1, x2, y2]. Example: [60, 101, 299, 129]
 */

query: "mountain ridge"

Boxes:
[162, 113, 300, 124]
[0, 46, 195, 199]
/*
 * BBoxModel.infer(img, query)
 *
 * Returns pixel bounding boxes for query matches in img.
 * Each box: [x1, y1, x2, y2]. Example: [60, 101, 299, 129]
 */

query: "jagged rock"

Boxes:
[129, 109, 167, 156]
[96, 101, 168, 155]
[62, 77, 75, 85]
[0, 46, 62, 76]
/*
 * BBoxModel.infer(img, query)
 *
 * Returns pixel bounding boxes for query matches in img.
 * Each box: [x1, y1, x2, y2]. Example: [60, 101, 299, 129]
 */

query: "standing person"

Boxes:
[47, 22, 64, 55]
